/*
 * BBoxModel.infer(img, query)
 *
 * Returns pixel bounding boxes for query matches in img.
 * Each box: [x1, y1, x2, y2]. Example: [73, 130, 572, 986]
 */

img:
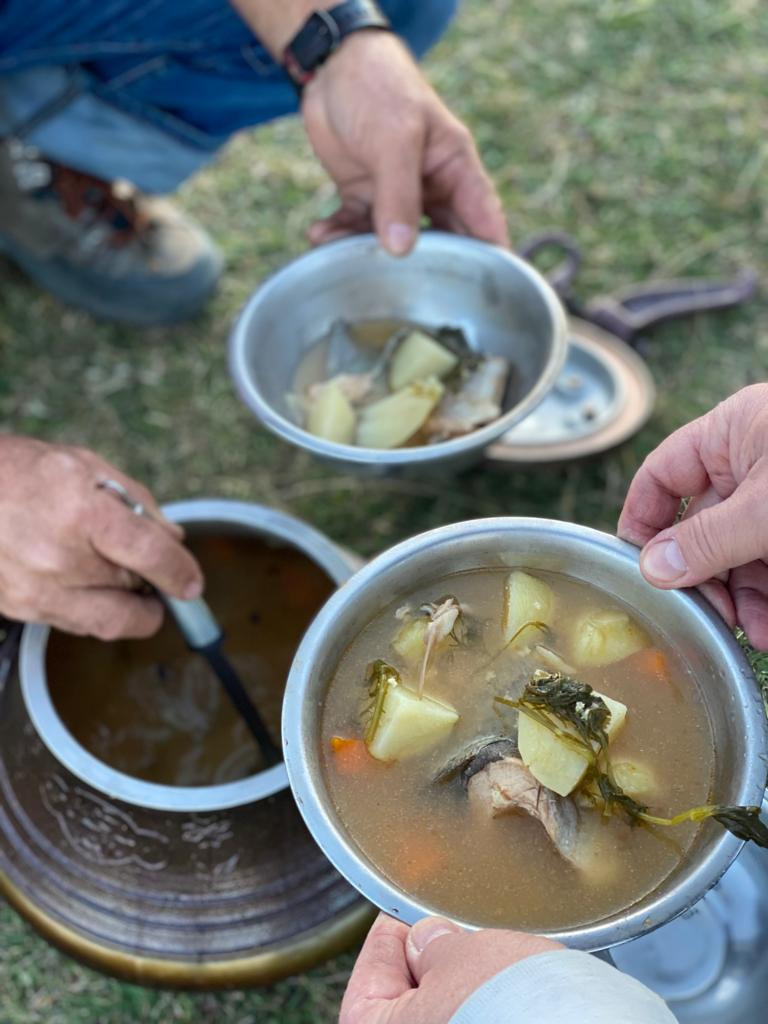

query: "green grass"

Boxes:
[1, 0, 767, 1019]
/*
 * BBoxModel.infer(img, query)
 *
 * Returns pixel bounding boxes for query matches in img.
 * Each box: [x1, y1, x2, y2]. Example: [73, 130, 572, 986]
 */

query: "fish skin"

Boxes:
[432, 734, 518, 784]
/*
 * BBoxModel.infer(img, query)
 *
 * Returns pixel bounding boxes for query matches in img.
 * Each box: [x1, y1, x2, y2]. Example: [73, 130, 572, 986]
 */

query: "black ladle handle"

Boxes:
[162, 596, 282, 768]
[198, 640, 282, 768]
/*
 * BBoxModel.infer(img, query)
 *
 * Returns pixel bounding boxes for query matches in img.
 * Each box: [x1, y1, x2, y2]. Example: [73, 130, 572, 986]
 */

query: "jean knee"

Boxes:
[379, 0, 460, 58]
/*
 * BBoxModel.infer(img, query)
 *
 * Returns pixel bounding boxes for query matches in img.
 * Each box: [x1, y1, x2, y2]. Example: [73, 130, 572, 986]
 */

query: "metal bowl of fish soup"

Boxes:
[282, 517, 768, 951]
[20, 499, 355, 813]
[229, 233, 568, 472]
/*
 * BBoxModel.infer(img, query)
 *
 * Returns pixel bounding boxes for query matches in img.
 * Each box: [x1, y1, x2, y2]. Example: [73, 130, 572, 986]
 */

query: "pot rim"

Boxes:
[228, 232, 569, 467]
[282, 516, 768, 950]
[20, 498, 354, 813]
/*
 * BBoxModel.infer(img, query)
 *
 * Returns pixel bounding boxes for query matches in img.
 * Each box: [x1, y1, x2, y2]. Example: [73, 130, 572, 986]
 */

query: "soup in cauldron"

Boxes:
[49, 531, 335, 786]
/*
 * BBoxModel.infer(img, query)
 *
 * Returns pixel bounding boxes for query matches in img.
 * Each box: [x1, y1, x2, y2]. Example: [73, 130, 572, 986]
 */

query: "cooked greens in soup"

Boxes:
[321, 568, 720, 931]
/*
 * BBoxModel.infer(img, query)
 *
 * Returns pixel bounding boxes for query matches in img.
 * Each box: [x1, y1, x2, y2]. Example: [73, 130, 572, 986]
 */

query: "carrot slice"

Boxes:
[398, 834, 447, 888]
[622, 647, 670, 683]
[329, 736, 376, 775]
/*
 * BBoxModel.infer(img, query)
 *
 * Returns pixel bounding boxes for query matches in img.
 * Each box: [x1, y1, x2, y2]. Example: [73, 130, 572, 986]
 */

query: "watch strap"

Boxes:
[283, 1, 393, 88]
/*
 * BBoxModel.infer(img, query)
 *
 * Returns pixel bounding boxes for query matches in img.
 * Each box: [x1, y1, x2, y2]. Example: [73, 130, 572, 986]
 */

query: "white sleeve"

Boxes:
[448, 950, 678, 1024]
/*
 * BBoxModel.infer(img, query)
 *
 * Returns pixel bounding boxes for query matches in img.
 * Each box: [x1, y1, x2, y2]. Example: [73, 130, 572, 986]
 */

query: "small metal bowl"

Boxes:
[229, 233, 568, 472]
[282, 517, 768, 951]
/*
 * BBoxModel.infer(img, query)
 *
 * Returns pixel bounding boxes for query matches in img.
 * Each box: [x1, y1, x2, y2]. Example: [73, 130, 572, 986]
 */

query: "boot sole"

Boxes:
[0, 236, 223, 326]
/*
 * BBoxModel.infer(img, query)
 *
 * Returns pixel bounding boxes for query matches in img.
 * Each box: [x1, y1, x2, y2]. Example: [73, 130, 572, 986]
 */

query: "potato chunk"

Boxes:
[367, 683, 459, 762]
[357, 377, 444, 449]
[612, 760, 656, 799]
[502, 570, 556, 647]
[389, 330, 459, 391]
[569, 609, 650, 668]
[517, 690, 627, 797]
[305, 379, 356, 444]
[392, 618, 429, 663]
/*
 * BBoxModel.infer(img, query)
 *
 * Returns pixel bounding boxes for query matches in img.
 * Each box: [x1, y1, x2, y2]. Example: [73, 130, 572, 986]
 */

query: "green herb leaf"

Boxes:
[363, 660, 400, 746]
[496, 671, 768, 849]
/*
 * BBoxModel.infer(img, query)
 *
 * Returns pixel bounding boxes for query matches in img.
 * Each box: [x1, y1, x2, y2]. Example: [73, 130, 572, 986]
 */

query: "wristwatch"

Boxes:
[282, 1, 393, 90]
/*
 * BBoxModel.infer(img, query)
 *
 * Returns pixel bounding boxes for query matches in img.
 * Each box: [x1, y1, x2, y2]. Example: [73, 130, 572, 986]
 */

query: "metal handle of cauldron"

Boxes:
[518, 231, 583, 298]
[519, 231, 758, 347]
[0, 619, 23, 688]
[583, 270, 759, 345]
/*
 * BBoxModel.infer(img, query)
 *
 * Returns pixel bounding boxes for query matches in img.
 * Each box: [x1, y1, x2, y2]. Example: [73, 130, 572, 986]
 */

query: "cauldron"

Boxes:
[0, 500, 373, 987]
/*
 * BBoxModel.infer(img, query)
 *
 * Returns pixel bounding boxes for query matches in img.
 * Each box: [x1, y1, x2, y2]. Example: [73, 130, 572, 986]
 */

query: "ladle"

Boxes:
[97, 481, 282, 768]
[163, 594, 282, 767]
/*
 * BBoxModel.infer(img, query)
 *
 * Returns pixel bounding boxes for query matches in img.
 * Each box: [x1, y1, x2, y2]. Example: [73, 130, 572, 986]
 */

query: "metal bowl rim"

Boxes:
[229, 232, 569, 465]
[282, 515, 768, 950]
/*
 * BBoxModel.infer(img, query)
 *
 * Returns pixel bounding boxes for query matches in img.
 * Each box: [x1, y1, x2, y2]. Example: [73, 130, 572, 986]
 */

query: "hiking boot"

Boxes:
[0, 137, 222, 325]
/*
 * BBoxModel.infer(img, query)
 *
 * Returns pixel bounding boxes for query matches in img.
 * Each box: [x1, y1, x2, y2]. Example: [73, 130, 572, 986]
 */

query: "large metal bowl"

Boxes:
[229, 233, 568, 472]
[282, 517, 768, 952]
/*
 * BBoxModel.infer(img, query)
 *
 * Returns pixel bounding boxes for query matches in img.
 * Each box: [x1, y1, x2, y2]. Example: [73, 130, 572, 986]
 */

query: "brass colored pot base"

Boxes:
[0, 664, 373, 989]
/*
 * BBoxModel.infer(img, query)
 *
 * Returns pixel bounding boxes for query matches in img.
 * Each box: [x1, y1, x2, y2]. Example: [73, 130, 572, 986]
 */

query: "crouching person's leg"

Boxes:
[0, 0, 458, 324]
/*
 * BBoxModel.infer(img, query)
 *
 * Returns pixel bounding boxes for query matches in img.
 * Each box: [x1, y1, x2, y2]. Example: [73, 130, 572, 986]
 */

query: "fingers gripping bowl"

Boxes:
[229, 233, 568, 470]
[282, 518, 768, 950]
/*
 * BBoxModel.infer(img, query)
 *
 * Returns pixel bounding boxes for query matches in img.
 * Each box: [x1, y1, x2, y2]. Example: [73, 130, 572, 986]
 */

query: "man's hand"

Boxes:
[339, 913, 561, 1024]
[618, 384, 768, 650]
[229, 3, 508, 255]
[302, 32, 509, 255]
[0, 437, 203, 639]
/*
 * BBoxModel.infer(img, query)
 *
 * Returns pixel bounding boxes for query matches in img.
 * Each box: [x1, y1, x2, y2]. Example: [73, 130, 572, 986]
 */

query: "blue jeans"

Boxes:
[0, 0, 457, 191]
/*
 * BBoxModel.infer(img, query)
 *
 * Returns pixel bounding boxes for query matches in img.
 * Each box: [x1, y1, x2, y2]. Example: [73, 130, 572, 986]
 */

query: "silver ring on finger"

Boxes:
[97, 478, 147, 519]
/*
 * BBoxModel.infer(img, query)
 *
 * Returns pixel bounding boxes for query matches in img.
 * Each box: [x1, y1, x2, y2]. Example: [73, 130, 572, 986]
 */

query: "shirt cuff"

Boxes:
[448, 949, 678, 1024]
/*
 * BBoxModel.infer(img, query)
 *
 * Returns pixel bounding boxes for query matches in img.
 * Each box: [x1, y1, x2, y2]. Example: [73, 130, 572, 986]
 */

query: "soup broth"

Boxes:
[321, 568, 715, 931]
[49, 532, 335, 786]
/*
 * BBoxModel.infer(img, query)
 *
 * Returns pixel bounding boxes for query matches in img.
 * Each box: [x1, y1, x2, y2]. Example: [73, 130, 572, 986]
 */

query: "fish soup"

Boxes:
[291, 319, 512, 449]
[321, 568, 716, 931]
[49, 532, 335, 787]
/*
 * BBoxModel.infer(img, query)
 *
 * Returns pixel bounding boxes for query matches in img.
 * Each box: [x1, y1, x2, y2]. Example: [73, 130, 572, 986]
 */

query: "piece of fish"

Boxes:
[427, 356, 510, 441]
[417, 596, 462, 698]
[325, 320, 403, 381]
[433, 735, 518, 784]
[325, 320, 375, 377]
[468, 755, 582, 865]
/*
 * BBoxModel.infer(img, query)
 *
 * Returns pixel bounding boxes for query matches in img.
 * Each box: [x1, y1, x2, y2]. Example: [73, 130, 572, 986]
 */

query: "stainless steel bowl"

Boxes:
[20, 498, 355, 813]
[282, 517, 768, 951]
[229, 233, 568, 472]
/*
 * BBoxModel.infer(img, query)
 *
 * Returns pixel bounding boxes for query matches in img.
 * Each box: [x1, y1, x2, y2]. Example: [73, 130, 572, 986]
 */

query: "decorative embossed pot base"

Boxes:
[0, 502, 374, 988]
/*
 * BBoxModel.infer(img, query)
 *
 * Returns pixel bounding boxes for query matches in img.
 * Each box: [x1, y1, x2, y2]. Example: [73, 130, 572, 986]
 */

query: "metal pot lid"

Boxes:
[486, 317, 656, 464]
[611, 799, 768, 1022]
